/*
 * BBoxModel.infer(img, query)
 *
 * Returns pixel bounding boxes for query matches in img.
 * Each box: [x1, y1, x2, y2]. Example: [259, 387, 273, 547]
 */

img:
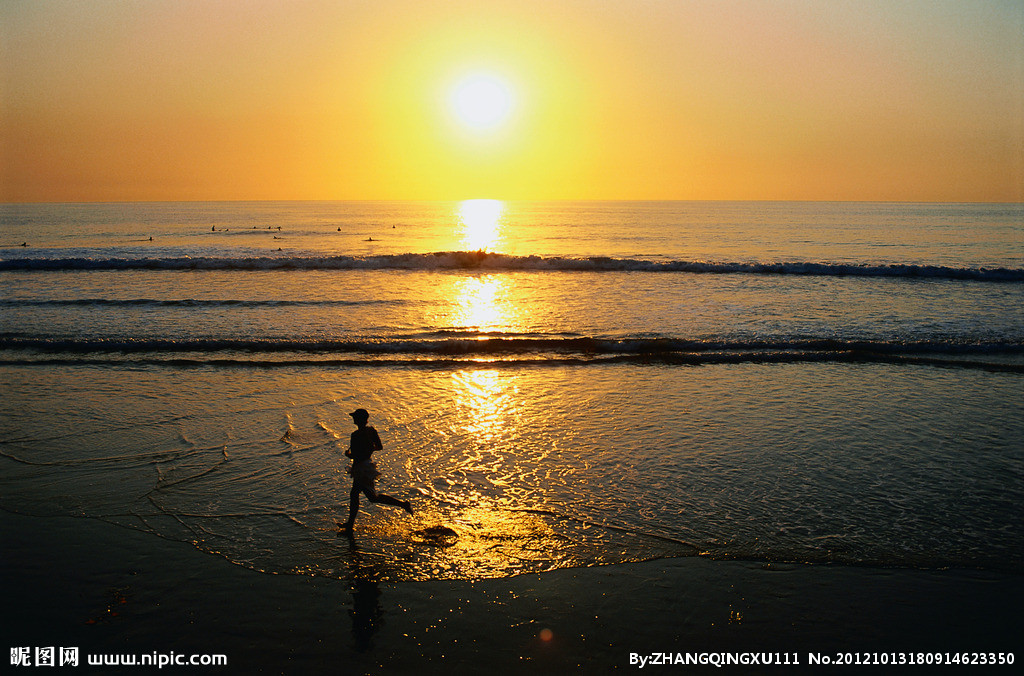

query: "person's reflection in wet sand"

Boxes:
[342, 533, 384, 653]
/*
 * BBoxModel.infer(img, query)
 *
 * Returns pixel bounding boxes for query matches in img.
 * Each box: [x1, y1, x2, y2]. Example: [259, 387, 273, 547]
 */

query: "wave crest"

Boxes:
[3, 335, 1021, 358]
[2, 252, 1022, 281]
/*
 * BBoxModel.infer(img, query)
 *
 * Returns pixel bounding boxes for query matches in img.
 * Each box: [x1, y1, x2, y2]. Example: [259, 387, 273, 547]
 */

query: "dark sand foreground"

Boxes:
[2, 510, 1020, 674]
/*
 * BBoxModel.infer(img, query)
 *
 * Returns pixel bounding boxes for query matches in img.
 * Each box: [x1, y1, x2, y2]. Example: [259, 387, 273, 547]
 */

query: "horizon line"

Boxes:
[4, 198, 1023, 206]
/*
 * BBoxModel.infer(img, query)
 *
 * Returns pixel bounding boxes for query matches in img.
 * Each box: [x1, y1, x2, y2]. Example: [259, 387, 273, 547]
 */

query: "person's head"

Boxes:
[349, 408, 370, 426]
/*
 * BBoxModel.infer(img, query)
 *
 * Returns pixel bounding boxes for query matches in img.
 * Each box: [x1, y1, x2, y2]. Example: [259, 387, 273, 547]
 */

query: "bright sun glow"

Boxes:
[458, 199, 504, 250]
[449, 73, 515, 131]
[453, 276, 507, 330]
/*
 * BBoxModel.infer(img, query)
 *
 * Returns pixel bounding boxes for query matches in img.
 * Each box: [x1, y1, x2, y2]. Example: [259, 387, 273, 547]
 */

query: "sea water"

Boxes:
[1, 201, 1022, 581]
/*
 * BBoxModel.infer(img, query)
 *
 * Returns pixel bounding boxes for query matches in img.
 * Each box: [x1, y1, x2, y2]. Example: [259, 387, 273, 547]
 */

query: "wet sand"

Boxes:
[2, 510, 1020, 674]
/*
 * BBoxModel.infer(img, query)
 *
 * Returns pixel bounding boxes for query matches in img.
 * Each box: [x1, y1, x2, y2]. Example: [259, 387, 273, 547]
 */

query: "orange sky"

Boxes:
[2, 0, 1022, 202]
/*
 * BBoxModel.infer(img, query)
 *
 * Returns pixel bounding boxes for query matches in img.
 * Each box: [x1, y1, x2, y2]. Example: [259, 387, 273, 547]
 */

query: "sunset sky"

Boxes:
[2, 0, 1022, 202]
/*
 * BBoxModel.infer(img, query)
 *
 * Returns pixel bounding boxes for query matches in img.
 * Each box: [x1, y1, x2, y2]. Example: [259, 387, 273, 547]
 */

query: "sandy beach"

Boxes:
[3, 509, 1020, 674]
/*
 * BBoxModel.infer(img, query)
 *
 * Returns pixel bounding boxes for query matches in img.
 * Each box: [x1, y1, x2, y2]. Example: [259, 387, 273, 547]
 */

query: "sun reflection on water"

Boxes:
[453, 369, 511, 442]
[451, 275, 511, 332]
[458, 199, 504, 251]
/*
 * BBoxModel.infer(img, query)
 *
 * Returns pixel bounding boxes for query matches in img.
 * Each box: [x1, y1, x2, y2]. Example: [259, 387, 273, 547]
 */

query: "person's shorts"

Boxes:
[348, 461, 380, 492]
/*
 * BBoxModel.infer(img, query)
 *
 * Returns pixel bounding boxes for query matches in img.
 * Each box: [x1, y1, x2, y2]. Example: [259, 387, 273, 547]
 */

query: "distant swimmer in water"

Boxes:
[339, 408, 412, 533]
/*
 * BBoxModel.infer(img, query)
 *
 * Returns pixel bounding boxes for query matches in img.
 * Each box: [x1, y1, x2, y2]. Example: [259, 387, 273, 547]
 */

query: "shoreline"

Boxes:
[3, 510, 1021, 673]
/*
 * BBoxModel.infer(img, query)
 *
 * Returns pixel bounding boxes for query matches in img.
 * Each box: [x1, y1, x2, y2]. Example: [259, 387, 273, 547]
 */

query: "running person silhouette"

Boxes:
[339, 408, 412, 533]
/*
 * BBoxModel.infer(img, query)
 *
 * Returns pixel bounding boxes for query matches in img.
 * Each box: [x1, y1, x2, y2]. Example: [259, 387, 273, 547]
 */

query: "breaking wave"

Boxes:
[3, 252, 1022, 281]
[3, 334, 1022, 372]
[0, 298, 402, 308]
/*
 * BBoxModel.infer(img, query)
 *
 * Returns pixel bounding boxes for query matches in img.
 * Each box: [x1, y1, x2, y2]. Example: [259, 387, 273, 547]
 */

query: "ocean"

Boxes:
[2, 200, 1022, 583]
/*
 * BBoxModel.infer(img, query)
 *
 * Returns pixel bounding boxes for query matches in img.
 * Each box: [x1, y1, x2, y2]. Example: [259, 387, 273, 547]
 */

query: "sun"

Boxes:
[449, 73, 515, 131]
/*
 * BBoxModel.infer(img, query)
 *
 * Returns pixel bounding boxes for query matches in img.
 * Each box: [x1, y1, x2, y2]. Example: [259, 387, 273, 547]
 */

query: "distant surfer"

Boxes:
[339, 408, 412, 533]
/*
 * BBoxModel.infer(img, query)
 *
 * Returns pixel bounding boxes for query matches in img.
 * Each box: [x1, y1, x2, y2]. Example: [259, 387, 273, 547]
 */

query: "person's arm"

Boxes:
[371, 427, 383, 451]
[345, 431, 355, 458]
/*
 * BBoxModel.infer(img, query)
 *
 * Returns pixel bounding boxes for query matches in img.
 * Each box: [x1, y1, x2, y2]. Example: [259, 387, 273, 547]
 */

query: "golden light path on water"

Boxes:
[356, 367, 579, 581]
[451, 276, 509, 331]
[458, 198, 504, 251]
[450, 198, 525, 336]
[336, 205, 642, 579]
[356, 217, 579, 578]
[396, 366, 576, 579]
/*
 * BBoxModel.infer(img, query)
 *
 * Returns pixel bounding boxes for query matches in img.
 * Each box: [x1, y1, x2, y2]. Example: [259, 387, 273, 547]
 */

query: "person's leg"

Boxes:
[342, 484, 361, 529]
[368, 490, 413, 514]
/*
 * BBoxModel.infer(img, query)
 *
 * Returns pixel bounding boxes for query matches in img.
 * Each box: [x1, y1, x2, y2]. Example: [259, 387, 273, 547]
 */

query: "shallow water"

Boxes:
[1, 361, 1022, 581]
[1, 201, 1022, 581]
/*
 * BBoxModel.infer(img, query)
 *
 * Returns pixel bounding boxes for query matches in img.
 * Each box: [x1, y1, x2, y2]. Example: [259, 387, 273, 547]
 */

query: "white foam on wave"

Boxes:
[3, 335, 1021, 357]
[2, 252, 1022, 281]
